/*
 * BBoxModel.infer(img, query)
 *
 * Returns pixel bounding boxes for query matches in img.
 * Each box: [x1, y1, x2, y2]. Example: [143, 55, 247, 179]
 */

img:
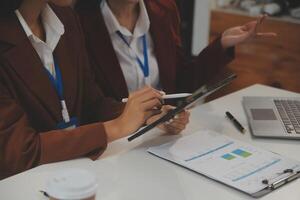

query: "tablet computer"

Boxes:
[128, 74, 237, 142]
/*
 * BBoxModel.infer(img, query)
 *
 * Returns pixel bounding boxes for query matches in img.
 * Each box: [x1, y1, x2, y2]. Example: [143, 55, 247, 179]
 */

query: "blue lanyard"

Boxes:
[116, 31, 149, 77]
[45, 62, 64, 101]
[44, 62, 71, 124]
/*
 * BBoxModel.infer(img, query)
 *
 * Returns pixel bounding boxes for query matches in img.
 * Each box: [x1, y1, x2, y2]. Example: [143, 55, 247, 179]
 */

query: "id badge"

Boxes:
[145, 77, 151, 86]
[56, 117, 78, 130]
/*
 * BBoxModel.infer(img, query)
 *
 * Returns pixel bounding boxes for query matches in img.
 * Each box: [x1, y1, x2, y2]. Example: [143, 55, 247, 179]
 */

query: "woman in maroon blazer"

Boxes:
[75, 0, 276, 101]
[0, 0, 189, 179]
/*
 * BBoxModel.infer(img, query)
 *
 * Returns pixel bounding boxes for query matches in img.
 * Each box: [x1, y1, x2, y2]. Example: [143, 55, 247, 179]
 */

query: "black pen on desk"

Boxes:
[226, 111, 246, 134]
[40, 190, 49, 198]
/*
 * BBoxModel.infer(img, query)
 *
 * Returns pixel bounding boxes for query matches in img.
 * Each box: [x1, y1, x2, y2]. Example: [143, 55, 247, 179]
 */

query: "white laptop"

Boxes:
[243, 96, 300, 139]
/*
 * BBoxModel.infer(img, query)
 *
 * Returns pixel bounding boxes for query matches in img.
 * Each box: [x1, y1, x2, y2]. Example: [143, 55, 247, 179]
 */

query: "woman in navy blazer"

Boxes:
[75, 0, 276, 101]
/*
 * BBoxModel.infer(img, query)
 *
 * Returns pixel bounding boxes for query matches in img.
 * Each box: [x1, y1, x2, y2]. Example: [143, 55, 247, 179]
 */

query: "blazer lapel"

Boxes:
[81, 9, 129, 99]
[145, 1, 177, 93]
[0, 14, 73, 122]
[54, 34, 77, 117]
[3, 41, 62, 121]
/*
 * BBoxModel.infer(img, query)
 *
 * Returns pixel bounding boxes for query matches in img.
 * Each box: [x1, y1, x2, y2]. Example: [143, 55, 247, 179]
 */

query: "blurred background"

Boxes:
[176, 0, 300, 99]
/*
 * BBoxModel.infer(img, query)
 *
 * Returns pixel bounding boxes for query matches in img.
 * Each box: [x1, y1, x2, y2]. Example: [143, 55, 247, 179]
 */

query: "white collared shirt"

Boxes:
[101, 0, 161, 93]
[15, 4, 65, 78]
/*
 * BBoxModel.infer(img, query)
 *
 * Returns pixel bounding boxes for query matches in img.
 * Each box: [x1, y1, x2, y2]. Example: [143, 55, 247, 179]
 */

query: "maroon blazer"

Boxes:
[0, 6, 123, 179]
[75, 0, 234, 101]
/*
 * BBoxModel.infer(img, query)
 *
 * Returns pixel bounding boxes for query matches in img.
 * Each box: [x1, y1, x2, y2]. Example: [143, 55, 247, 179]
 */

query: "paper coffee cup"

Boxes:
[46, 169, 98, 200]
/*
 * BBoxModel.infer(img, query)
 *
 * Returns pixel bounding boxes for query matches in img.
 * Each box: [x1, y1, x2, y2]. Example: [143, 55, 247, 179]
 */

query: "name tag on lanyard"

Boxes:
[116, 31, 150, 84]
[44, 61, 78, 130]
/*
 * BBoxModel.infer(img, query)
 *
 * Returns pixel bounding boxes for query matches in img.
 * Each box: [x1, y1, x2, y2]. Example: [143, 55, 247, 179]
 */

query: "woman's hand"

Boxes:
[221, 15, 277, 49]
[104, 86, 163, 142]
[147, 105, 190, 135]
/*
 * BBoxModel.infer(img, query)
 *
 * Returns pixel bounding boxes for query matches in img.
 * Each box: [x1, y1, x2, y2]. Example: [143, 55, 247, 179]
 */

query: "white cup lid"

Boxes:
[46, 169, 98, 200]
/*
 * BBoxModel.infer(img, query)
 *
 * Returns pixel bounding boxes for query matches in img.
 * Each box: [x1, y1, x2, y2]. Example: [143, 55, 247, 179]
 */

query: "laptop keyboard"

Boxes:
[274, 100, 300, 134]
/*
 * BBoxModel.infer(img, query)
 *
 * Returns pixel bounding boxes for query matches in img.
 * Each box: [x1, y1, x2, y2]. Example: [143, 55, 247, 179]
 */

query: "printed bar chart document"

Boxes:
[148, 131, 300, 197]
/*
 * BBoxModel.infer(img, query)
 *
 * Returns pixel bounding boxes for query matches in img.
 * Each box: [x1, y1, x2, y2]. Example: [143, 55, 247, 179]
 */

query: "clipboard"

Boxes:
[149, 150, 300, 198]
[147, 130, 300, 198]
[252, 170, 300, 198]
[128, 74, 237, 142]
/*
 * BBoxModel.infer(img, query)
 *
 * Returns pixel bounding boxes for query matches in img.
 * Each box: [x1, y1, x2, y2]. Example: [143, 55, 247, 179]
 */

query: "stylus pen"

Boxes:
[226, 111, 246, 134]
[121, 93, 192, 103]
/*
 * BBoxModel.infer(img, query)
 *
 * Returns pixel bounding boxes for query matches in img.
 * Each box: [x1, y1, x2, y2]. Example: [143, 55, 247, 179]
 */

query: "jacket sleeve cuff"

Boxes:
[40, 122, 108, 164]
[212, 36, 235, 65]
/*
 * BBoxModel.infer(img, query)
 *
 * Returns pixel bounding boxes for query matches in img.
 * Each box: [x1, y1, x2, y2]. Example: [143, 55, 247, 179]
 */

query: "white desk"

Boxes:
[1, 84, 300, 200]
